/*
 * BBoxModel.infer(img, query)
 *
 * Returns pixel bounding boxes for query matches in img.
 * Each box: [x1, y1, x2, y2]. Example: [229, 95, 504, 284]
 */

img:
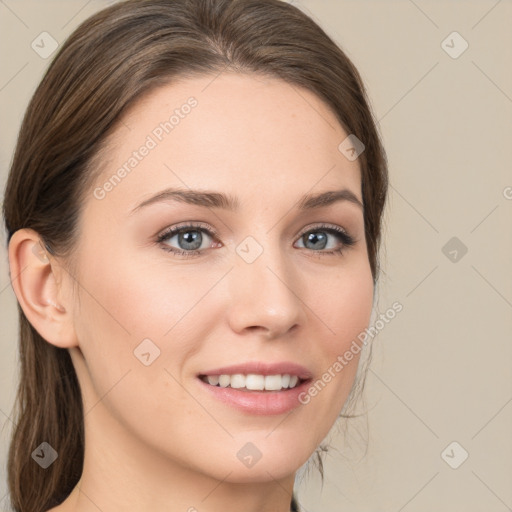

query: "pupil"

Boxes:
[180, 230, 202, 250]
[306, 232, 327, 250]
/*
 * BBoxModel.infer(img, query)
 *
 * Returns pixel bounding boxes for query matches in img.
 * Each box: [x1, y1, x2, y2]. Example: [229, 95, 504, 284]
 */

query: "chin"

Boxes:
[198, 437, 316, 484]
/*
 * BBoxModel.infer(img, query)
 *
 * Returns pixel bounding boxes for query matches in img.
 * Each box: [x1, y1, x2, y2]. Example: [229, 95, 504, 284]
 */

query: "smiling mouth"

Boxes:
[199, 373, 307, 392]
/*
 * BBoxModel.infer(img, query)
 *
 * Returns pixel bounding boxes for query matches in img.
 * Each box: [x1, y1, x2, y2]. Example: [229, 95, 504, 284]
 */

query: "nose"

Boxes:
[226, 242, 306, 339]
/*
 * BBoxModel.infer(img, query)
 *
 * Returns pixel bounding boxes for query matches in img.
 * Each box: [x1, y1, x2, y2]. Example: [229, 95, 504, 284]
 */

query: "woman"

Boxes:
[3, 0, 388, 510]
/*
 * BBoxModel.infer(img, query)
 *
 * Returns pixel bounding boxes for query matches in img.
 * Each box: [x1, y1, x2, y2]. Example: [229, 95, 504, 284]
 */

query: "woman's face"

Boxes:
[69, 72, 374, 483]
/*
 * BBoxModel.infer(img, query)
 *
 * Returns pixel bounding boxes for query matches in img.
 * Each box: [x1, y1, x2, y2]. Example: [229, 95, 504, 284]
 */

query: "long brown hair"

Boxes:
[2, 0, 388, 510]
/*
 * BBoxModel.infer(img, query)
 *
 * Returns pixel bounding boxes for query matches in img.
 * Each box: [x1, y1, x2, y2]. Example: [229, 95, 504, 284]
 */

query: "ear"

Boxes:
[8, 228, 78, 348]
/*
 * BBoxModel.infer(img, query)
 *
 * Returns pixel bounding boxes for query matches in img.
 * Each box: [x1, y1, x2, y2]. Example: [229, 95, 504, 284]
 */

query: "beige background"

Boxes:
[1, 1, 511, 511]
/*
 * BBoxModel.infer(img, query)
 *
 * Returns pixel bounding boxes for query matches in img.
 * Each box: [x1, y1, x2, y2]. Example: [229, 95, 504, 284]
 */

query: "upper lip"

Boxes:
[198, 362, 313, 380]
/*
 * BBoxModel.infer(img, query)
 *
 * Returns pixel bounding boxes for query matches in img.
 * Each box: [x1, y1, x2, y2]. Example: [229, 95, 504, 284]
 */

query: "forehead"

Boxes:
[89, 72, 362, 215]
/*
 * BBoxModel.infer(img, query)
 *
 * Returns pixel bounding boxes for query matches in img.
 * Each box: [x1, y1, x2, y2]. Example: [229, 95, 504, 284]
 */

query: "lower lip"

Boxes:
[197, 378, 311, 416]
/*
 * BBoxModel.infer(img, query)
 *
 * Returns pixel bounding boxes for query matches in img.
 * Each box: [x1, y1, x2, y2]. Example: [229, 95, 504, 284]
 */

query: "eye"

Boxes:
[294, 224, 356, 255]
[156, 222, 356, 258]
[157, 223, 219, 257]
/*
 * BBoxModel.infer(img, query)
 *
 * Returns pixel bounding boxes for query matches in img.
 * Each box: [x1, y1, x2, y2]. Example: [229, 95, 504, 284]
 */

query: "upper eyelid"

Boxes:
[157, 222, 216, 239]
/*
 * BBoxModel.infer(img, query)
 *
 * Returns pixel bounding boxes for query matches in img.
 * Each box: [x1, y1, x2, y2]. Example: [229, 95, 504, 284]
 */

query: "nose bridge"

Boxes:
[227, 232, 304, 336]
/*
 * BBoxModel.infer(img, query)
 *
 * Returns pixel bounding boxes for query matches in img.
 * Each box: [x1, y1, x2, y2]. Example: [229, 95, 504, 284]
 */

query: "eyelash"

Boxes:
[156, 222, 357, 259]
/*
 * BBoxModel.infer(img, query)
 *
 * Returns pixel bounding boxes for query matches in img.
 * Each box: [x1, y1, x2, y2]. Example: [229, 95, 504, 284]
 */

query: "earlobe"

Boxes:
[8, 228, 78, 349]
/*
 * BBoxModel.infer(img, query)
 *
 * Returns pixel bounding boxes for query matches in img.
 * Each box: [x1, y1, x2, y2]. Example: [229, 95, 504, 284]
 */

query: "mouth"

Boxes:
[195, 361, 313, 415]
[198, 373, 308, 392]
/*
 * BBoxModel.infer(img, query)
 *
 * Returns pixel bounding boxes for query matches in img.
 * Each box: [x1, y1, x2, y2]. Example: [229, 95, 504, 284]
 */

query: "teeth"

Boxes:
[203, 373, 302, 391]
[230, 374, 246, 389]
[207, 375, 219, 386]
[246, 374, 265, 390]
[264, 375, 282, 391]
[218, 375, 230, 388]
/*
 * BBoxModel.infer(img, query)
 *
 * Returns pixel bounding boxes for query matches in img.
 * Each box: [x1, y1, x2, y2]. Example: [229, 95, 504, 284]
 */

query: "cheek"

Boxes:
[71, 248, 214, 448]
[71, 246, 224, 404]
[300, 258, 374, 422]
[319, 257, 375, 353]
[76, 244, 213, 343]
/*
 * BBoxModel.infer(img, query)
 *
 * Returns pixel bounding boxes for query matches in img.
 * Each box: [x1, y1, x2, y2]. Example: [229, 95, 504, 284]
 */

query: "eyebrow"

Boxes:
[130, 187, 363, 215]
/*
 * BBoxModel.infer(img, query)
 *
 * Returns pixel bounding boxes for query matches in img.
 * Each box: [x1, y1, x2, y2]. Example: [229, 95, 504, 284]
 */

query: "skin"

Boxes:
[9, 72, 374, 512]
